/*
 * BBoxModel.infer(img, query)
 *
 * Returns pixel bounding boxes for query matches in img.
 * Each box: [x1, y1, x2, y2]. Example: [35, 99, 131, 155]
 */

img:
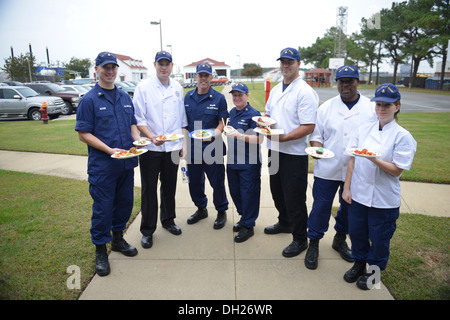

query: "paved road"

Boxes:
[314, 87, 450, 112]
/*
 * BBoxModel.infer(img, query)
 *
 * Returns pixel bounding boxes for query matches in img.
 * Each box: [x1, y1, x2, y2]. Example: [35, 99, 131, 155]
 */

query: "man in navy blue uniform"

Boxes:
[225, 83, 263, 242]
[184, 62, 229, 229]
[75, 52, 141, 276]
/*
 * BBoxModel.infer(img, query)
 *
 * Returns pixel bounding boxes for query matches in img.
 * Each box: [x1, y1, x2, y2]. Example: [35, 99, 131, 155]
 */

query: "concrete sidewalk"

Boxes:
[1, 149, 449, 300]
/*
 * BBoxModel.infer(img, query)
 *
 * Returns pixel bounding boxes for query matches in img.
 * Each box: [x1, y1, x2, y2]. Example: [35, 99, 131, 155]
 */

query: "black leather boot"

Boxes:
[343, 261, 366, 283]
[95, 244, 110, 277]
[332, 233, 354, 262]
[214, 211, 227, 229]
[187, 207, 208, 224]
[111, 231, 138, 257]
[304, 239, 319, 269]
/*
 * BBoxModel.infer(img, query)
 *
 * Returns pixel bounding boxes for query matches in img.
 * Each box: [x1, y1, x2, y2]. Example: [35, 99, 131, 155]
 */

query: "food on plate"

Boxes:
[316, 147, 324, 155]
[194, 130, 211, 138]
[170, 133, 178, 140]
[157, 135, 168, 141]
[258, 117, 266, 123]
[113, 147, 142, 158]
[224, 126, 235, 134]
[261, 127, 271, 134]
[354, 148, 376, 156]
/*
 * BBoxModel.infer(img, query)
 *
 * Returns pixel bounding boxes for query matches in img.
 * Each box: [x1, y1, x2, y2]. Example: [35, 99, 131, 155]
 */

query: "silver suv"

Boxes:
[0, 86, 64, 120]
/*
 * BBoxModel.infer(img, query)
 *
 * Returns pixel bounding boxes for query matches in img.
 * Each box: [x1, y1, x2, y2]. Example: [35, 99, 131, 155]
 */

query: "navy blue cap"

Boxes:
[371, 83, 401, 103]
[155, 50, 172, 62]
[335, 65, 359, 80]
[196, 62, 213, 75]
[277, 47, 301, 61]
[95, 52, 119, 67]
[229, 82, 248, 93]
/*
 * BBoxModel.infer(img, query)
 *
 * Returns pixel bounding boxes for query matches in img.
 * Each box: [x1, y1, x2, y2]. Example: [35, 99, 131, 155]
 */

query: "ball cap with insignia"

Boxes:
[335, 65, 359, 80]
[196, 62, 213, 75]
[277, 47, 301, 61]
[95, 51, 119, 67]
[371, 83, 401, 103]
[155, 50, 172, 62]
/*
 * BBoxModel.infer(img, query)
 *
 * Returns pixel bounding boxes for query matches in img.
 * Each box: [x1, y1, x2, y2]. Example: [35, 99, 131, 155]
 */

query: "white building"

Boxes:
[183, 58, 230, 81]
[89, 53, 148, 82]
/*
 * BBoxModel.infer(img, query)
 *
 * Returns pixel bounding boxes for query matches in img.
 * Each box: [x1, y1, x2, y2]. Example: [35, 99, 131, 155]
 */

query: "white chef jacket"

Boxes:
[347, 120, 417, 208]
[265, 76, 318, 155]
[310, 94, 376, 181]
[133, 76, 188, 152]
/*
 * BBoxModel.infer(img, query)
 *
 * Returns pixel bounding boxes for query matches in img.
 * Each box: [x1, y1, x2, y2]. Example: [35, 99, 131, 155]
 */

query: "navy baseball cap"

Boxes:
[196, 62, 213, 75]
[155, 50, 172, 62]
[229, 82, 249, 93]
[335, 65, 359, 80]
[95, 52, 119, 67]
[371, 83, 401, 103]
[277, 47, 301, 61]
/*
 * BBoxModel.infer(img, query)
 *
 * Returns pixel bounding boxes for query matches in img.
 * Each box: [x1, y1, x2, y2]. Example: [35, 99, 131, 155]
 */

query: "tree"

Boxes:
[241, 63, 262, 88]
[298, 28, 337, 68]
[64, 57, 92, 79]
[2, 52, 36, 82]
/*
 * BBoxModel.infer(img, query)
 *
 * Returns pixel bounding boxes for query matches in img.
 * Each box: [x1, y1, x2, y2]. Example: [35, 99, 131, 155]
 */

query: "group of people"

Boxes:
[75, 48, 416, 291]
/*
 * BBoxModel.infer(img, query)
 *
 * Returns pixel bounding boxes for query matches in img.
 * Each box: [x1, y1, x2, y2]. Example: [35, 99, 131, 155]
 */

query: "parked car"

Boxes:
[4, 81, 24, 86]
[24, 82, 82, 115]
[114, 81, 135, 97]
[61, 84, 90, 95]
[0, 86, 64, 120]
[71, 78, 96, 85]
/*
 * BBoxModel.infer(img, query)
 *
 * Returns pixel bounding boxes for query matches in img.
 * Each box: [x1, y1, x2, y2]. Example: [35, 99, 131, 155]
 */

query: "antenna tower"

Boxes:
[334, 6, 348, 58]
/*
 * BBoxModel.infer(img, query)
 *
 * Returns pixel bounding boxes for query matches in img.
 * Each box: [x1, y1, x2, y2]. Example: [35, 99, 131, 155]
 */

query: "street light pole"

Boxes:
[150, 20, 162, 51]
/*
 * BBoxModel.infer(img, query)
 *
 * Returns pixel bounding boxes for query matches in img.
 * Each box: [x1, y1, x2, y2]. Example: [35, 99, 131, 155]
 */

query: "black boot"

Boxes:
[304, 239, 319, 270]
[343, 261, 366, 283]
[187, 207, 208, 224]
[111, 231, 138, 257]
[332, 233, 354, 262]
[95, 244, 110, 277]
[214, 211, 227, 229]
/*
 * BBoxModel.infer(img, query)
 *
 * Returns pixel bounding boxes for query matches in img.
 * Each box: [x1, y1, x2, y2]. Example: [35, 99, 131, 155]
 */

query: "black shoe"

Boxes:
[264, 222, 291, 234]
[343, 261, 366, 283]
[234, 226, 254, 243]
[111, 231, 138, 257]
[214, 211, 227, 229]
[356, 269, 379, 290]
[141, 235, 153, 249]
[233, 220, 242, 232]
[187, 207, 208, 224]
[95, 245, 110, 277]
[163, 223, 182, 235]
[304, 239, 319, 269]
[282, 240, 308, 258]
[332, 233, 354, 262]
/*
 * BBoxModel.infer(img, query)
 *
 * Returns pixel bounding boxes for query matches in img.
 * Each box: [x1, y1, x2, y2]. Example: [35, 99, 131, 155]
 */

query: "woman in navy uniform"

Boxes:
[184, 62, 229, 229]
[75, 52, 141, 276]
[225, 83, 263, 242]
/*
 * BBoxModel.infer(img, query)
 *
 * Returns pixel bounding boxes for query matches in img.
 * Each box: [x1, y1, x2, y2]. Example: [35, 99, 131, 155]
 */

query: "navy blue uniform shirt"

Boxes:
[227, 103, 261, 169]
[75, 83, 138, 174]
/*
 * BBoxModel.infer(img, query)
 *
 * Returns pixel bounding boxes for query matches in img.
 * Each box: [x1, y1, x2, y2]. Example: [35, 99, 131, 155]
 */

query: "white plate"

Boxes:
[155, 133, 184, 142]
[254, 127, 284, 136]
[305, 147, 335, 159]
[190, 129, 214, 140]
[252, 116, 276, 127]
[347, 148, 381, 158]
[224, 126, 235, 134]
[111, 148, 148, 159]
[133, 139, 151, 146]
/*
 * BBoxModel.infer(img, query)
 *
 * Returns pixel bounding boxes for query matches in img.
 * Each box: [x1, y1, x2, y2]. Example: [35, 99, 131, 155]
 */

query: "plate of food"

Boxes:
[252, 116, 276, 127]
[112, 147, 148, 159]
[133, 138, 151, 146]
[223, 125, 235, 134]
[305, 147, 335, 159]
[347, 148, 381, 158]
[156, 133, 184, 142]
[254, 127, 284, 136]
[190, 129, 214, 140]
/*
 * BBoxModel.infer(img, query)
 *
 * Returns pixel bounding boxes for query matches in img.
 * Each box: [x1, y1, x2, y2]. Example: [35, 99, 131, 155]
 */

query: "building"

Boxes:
[183, 58, 230, 81]
[89, 53, 148, 82]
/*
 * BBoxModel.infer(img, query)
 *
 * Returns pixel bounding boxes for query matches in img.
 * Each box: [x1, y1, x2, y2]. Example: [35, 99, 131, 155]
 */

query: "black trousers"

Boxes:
[268, 150, 309, 242]
[139, 150, 179, 236]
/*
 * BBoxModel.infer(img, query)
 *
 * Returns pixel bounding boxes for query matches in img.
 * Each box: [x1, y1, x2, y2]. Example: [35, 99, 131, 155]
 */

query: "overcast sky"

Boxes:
[0, 0, 436, 75]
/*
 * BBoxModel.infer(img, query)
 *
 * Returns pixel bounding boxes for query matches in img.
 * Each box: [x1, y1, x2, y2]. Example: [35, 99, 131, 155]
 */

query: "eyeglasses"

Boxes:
[279, 59, 296, 66]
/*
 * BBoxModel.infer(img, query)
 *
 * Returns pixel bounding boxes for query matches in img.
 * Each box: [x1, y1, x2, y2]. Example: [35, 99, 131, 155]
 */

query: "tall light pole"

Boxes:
[150, 20, 162, 51]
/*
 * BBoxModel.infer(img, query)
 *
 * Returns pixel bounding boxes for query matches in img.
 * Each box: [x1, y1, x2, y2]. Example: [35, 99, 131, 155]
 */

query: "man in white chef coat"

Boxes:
[133, 50, 188, 249]
[304, 65, 376, 269]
